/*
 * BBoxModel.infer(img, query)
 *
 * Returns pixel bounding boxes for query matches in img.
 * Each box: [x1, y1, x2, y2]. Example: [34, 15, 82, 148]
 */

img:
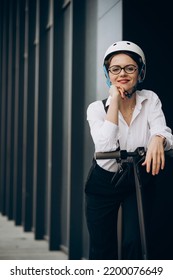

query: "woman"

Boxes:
[85, 41, 173, 260]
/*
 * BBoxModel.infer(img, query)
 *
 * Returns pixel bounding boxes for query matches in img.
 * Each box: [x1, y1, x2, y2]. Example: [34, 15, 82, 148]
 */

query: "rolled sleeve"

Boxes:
[88, 119, 119, 152]
[87, 101, 119, 152]
[148, 94, 173, 150]
[94, 120, 119, 152]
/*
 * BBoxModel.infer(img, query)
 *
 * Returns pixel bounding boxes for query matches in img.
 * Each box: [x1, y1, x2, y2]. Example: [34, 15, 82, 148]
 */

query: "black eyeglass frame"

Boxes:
[108, 64, 138, 75]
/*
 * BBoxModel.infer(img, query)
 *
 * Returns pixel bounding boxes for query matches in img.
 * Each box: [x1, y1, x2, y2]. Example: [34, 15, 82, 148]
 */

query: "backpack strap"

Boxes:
[102, 98, 109, 113]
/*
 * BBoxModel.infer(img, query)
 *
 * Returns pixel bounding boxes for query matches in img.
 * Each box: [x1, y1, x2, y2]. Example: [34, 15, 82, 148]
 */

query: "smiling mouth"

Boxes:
[118, 79, 129, 83]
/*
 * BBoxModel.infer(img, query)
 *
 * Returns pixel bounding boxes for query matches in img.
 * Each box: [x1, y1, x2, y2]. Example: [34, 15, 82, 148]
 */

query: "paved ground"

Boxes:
[0, 214, 67, 260]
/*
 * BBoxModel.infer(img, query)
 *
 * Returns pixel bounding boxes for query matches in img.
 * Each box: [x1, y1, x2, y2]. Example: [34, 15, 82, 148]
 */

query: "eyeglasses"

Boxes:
[108, 64, 138, 75]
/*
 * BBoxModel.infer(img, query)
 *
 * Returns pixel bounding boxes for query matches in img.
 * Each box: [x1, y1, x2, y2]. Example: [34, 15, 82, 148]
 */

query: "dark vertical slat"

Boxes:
[5, 0, 16, 220]
[49, 0, 64, 250]
[68, 0, 86, 260]
[0, 0, 9, 215]
[22, 0, 36, 232]
[13, 0, 25, 225]
[34, 0, 49, 239]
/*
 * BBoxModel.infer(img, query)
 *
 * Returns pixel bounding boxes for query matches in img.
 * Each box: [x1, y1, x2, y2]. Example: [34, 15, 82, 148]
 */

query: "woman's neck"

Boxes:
[119, 92, 136, 110]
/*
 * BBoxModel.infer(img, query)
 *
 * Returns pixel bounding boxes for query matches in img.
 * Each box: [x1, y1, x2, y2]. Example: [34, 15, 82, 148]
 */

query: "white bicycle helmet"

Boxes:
[103, 41, 146, 82]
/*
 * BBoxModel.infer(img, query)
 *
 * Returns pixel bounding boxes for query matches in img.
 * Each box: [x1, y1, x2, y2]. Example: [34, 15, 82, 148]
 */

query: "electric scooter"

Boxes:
[94, 147, 173, 260]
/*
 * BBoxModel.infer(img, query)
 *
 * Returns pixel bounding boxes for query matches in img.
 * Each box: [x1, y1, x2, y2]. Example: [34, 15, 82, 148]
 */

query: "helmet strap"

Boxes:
[138, 64, 145, 83]
[124, 85, 137, 98]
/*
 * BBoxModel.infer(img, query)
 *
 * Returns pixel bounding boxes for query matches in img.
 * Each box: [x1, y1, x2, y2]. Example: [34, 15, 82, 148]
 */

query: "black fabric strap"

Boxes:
[102, 98, 108, 113]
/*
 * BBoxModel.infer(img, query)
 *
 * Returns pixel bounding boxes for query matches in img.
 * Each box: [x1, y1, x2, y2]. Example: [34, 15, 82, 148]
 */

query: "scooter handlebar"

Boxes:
[95, 147, 173, 160]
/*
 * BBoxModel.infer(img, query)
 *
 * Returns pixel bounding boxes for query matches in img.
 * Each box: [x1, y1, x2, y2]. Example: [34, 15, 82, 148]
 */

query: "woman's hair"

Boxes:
[104, 51, 143, 71]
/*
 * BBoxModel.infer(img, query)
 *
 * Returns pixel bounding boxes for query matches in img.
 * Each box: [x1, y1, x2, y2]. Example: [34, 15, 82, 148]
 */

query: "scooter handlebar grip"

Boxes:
[94, 151, 121, 159]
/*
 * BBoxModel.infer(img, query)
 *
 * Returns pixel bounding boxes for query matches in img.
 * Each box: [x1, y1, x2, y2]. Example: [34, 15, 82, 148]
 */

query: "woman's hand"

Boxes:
[142, 135, 165, 175]
[109, 84, 126, 100]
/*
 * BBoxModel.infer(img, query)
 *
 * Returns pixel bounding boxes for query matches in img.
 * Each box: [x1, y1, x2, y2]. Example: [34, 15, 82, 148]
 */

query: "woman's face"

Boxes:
[109, 53, 139, 92]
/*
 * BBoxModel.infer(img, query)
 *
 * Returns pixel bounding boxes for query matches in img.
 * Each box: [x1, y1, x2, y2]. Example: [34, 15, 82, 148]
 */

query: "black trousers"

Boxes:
[85, 161, 155, 260]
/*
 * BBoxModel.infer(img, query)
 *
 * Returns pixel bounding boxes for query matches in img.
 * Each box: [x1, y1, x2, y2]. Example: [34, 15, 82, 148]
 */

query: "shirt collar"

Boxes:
[135, 91, 148, 110]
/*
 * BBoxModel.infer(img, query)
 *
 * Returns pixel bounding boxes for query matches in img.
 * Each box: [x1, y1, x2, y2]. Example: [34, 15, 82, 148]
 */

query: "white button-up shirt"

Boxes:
[87, 90, 173, 172]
